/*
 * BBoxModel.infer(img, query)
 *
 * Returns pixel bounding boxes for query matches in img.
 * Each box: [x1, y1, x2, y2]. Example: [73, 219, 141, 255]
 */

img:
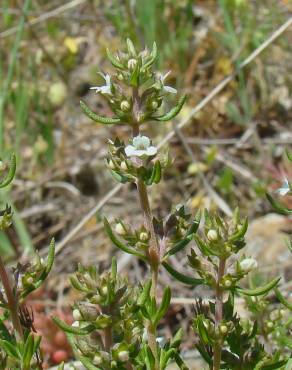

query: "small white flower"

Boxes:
[90, 72, 111, 94]
[239, 258, 258, 272]
[73, 309, 82, 321]
[125, 135, 157, 158]
[275, 178, 290, 196]
[159, 71, 177, 94]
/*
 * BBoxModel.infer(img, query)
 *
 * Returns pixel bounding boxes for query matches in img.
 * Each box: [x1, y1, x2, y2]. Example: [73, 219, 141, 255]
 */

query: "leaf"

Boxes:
[0, 154, 16, 188]
[154, 95, 187, 122]
[166, 211, 200, 257]
[106, 48, 124, 69]
[262, 360, 289, 370]
[229, 217, 248, 242]
[142, 42, 158, 70]
[80, 100, 121, 125]
[111, 256, 117, 279]
[79, 356, 101, 370]
[52, 316, 94, 335]
[154, 287, 171, 326]
[23, 333, 35, 369]
[57, 363, 65, 370]
[266, 193, 292, 215]
[162, 262, 204, 286]
[147, 161, 161, 185]
[0, 339, 20, 359]
[274, 288, 292, 311]
[236, 276, 281, 296]
[137, 280, 152, 306]
[103, 218, 146, 260]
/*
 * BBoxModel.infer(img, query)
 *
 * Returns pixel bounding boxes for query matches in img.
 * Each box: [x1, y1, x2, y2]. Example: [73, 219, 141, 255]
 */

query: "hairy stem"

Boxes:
[213, 257, 226, 370]
[0, 255, 23, 339]
[131, 91, 160, 368]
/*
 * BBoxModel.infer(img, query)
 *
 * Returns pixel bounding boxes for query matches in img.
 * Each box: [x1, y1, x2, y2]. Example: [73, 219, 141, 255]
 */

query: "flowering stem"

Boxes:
[213, 257, 226, 370]
[131, 90, 160, 368]
[0, 255, 23, 339]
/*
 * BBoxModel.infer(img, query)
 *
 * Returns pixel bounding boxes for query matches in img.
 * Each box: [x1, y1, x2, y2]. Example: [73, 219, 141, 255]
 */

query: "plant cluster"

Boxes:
[0, 40, 291, 370]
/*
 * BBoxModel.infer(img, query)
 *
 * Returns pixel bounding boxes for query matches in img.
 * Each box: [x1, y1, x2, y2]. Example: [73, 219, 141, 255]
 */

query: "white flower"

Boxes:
[239, 258, 258, 272]
[159, 71, 177, 94]
[207, 229, 218, 241]
[90, 72, 111, 94]
[275, 178, 290, 196]
[118, 350, 129, 362]
[125, 135, 157, 158]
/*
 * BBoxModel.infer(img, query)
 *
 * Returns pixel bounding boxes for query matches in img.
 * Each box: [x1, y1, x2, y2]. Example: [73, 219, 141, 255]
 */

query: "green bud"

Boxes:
[115, 222, 126, 235]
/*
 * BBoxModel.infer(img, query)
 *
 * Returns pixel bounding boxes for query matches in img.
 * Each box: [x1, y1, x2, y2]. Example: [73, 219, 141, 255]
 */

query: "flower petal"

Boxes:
[125, 145, 136, 157]
[164, 85, 177, 94]
[146, 146, 157, 156]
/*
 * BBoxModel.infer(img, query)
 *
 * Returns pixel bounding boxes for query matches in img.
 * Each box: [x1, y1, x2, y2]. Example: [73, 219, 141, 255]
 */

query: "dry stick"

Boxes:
[50, 16, 292, 259]
[0, 256, 23, 339]
[172, 122, 233, 216]
[0, 0, 87, 39]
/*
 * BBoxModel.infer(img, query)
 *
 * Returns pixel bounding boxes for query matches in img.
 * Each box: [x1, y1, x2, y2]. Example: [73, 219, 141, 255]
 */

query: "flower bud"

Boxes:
[117, 73, 124, 81]
[115, 223, 126, 235]
[73, 309, 82, 321]
[207, 229, 218, 241]
[224, 279, 232, 288]
[26, 276, 34, 285]
[120, 100, 131, 112]
[108, 160, 115, 169]
[150, 100, 159, 109]
[239, 258, 258, 272]
[120, 161, 128, 170]
[267, 321, 274, 328]
[72, 321, 79, 327]
[101, 286, 108, 295]
[118, 350, 129, 362]
[91, 294, 101, 304]
[127, 58, 137, 70]
[139, 231, 149, 241]
[93, 355, 102, 365]
[219, 325, 228, 334]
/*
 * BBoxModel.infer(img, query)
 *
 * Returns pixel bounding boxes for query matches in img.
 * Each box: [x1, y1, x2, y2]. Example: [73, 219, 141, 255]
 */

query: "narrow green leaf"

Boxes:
[274, 288, 292, 311]
[162, 262, 204, 286]
[154, 286, 171, 325]
[266, 193, 292, 215]
[154, 95, 186, 122]
[0, 339, 20, 359]
[111, 256, 117, 279]
[79, 356, 101, 370]
[80, 100, 121, 125]
[137, 280, 152, 306]
[237, 277, 281, 296]
[0, 154, 16, 188]
[103, 218, 146, 260]
[106, 48, 124, 69]
[229, 217, 248, 242]
[70, 275, 91, 293]
[52, 316, 94, 335]
[148, 161, 161, 185]
[23, 333, 35, 369]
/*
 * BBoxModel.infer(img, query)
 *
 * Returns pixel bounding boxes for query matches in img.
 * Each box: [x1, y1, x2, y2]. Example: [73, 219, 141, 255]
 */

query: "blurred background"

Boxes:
[0, 0, 291, 367]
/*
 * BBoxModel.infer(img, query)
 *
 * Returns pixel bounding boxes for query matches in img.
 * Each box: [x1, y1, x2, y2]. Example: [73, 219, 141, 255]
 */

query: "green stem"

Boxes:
[131, 110, 160, 368]
[213, 257, 226, 370]
[0, 255, 23, 339]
